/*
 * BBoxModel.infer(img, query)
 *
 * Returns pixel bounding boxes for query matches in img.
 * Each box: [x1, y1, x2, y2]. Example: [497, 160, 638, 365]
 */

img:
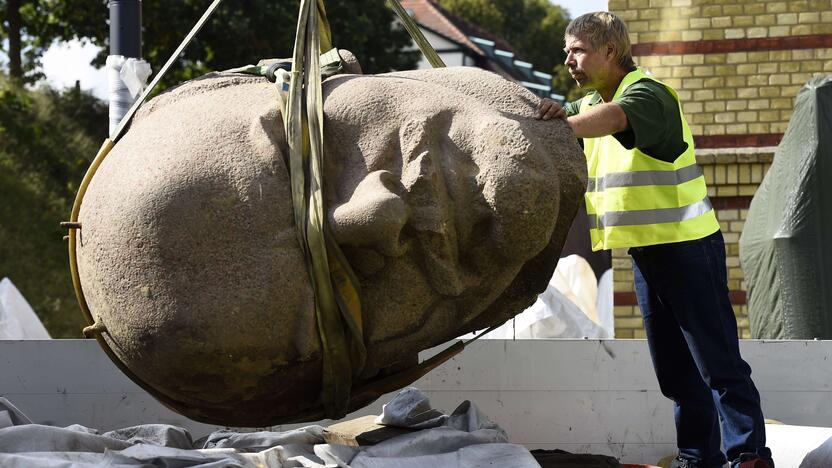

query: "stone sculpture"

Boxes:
[75, 63, 586, 426]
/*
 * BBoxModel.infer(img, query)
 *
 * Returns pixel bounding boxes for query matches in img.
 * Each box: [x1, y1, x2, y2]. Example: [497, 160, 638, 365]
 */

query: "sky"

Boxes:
[37, 0, 608, 101]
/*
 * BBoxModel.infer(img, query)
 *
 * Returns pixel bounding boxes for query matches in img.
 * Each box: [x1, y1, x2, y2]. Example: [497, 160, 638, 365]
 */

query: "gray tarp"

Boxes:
[739, 75, 832, 339]
[0, 388, 541, 468]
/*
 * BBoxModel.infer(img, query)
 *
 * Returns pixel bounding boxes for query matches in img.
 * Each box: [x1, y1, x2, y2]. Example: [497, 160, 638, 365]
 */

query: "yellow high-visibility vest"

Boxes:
[581, 68, 720, 251]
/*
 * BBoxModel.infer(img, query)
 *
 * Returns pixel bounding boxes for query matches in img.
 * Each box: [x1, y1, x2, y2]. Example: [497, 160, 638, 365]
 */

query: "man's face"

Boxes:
[564, 34, 614, 90]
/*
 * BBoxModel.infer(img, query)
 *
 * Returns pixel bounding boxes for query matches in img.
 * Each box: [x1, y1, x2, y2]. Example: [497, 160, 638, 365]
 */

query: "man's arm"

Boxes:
[566, 102, 628, 138]
[537, 98, 628, 138]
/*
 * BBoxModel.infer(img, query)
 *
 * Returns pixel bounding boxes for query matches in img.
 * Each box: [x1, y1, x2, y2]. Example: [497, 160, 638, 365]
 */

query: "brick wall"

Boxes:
[606, 0, 830, 338]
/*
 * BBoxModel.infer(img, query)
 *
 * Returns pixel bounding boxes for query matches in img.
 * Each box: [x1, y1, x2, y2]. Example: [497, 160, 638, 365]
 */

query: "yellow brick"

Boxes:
[619, 9, 639, 20]
[750, 164, 763, 183]
[715, 164, 727, 184]
[664, 78, 683, 89]
[767, 2, 788, 13]
[660, 55, 682, 66]
[725, 28, 746, 39]
[726, 256, 741, 267]
[633, 329, 647, 339]
[747, 27, 768, 38]
[702, 5, 722, 16]
[769, 74, 790, 85]
[718, 186, 739, 197]
[726, 165, 739, 184]
[788, 0, 810, 12]
[690, 18, 711, 28]
[812, 23, 832, 34]
[758, 110, 780, 122]
[629, 0, 649, 7]
[703, 29, 725, 40]
[724, 231, 740, 244]
[639, 9, 659, 19]
[738, 88, 758, 99]
[726, 100, 747, 110]
[704, 77, 725, 87]
[682, 76, 703, 88]
[768, 25, 790, 36]
[737, 111, 757, 122]
[683, 30, 703, 41]
[740, 329, 751, 339]
[793, 50, 814, 60]
[736, 63, 757, 74]
[745, 3, 766, 14]
[754, 14, 777, 26]
[705, 55, 726, 65]
[649, 0, 670, 7]
[712, 16, 733, 28]
[715, 89, 737, 99]
[759, 86, 780, 98]
[702, 165, 715, 184]
[748, 51, 769, 62]
[718, 209, 739, 221]
[769, 50, 791, 61]
[738, 166, 751, 184]
[726, 76, 746, 87]
[715, 112, 736, 123]
[769, 123, 786, 133]
[693, 65, 713, 77]
[615, 328, 635, 339]
[791, 24, 812, 35]
[628, 32, 639, 44]
[684, 102, 704, 113]
[726, 123, 748, 133]
[792, 73, 813, 85]
[730, 220, 746, 232]
[823, 11, 832, 23]
[776, 12, 798, 24]
[779, 61, 800, 73]
[617, 317, 646, 329]
[736, 15, 756, 27]
[798, 11, 820, 22]
[801, 60, 823, 72]
[677, 89, 692, 101]
[780, 109, 793, 120]
[749, 123, 770, 133]
[757, 62, 777, 74]
[683, 54, 705, 65]
[747, 75, 768, 86]
[640, 32, 660, 42]
[825, 60, 832, 72]
[739, 185, 758, 196]
[723, 4, 744, 15]
[614, 306, 634, 318]
[692, 113, 715, 124]
[614, 281, 633, 292]
[693, 89, 715, 100]
[629, 20, 650, 32]
[707, 186, 717, 197]
[815, 49, 832, 59]
[748, 99, 770, 110]
[715, 65, 737, 76]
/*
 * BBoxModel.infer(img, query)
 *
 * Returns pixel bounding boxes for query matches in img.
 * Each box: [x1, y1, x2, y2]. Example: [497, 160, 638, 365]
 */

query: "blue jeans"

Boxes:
[630, 230, 771, 468]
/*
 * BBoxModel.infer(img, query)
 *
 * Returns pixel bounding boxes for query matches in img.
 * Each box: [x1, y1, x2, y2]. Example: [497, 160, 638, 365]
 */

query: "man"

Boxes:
[537, 12, 774, 468]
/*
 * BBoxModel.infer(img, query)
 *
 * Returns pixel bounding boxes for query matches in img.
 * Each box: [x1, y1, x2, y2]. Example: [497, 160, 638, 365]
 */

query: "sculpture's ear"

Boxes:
[330, 170, 410, 257]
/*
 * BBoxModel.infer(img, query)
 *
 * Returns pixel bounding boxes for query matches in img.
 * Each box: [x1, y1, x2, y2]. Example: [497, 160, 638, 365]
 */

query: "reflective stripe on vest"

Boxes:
[580, 68, 720, 251]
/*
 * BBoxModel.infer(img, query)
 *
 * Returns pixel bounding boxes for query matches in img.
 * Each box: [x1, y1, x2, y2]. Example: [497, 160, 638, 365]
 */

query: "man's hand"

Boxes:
[537, 98, 566, 120]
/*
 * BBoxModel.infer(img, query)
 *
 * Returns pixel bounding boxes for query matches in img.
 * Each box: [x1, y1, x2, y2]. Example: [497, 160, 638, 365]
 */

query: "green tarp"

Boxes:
[739, 75, 832, 339]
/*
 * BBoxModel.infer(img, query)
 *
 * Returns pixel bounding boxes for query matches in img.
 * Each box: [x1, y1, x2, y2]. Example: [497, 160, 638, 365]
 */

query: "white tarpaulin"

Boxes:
[0, 277, 50, 340]
[0, 388, 541, 468]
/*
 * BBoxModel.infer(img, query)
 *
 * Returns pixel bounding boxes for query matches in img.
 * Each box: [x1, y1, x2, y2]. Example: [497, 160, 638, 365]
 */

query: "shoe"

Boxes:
[670, 456, 702, 468]
[730, 453, 774, 468]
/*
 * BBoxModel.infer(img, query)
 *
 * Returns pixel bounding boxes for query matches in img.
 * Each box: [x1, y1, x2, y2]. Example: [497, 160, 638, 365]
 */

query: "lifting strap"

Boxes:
[66, 0, 495, 423]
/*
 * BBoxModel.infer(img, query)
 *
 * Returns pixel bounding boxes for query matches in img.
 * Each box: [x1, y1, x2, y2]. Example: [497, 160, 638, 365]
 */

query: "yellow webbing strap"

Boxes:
[286, 0, 366, 419]
[387, 0, 446, 68]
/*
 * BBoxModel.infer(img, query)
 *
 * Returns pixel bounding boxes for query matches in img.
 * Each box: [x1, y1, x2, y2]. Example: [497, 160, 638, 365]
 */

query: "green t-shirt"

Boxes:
[564, 79, 688, 163]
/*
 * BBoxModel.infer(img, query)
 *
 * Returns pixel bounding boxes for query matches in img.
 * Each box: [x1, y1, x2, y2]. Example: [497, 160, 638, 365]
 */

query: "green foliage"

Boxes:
[53, 0, 421, 90]
[0, 75, 107, 337]
[436, 0, 582, 100]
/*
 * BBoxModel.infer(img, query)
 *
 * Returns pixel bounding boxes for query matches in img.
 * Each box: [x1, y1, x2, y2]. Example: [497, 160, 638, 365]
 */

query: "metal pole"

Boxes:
[107, 0, 143, 136]
[109, 0, 142, 58]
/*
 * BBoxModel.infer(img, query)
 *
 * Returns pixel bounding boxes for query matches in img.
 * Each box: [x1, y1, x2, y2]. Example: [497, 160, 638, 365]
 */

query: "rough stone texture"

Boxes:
[76, 66, 585, 426]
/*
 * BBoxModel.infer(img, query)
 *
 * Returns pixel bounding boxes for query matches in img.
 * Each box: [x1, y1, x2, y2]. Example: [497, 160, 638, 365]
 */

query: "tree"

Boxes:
[436, 0, 582, 99]
[49, 0, 420, 90]
[0, 76, 109, 337]
[1, 0, 69, 82]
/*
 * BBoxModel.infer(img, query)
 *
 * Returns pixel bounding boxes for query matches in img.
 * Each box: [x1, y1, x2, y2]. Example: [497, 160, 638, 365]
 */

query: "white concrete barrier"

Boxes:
[1, 339, 829, 464]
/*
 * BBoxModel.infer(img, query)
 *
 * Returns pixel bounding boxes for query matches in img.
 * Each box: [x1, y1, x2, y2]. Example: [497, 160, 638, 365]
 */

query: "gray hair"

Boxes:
[565, 12, 636, 70]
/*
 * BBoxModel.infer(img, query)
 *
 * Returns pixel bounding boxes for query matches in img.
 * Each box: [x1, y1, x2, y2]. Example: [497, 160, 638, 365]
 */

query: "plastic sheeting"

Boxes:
[0, 277, 51, 340]
[465, 255, 613, 339]
[0, 388, 541, 468]
[739, 75, 832, 339]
